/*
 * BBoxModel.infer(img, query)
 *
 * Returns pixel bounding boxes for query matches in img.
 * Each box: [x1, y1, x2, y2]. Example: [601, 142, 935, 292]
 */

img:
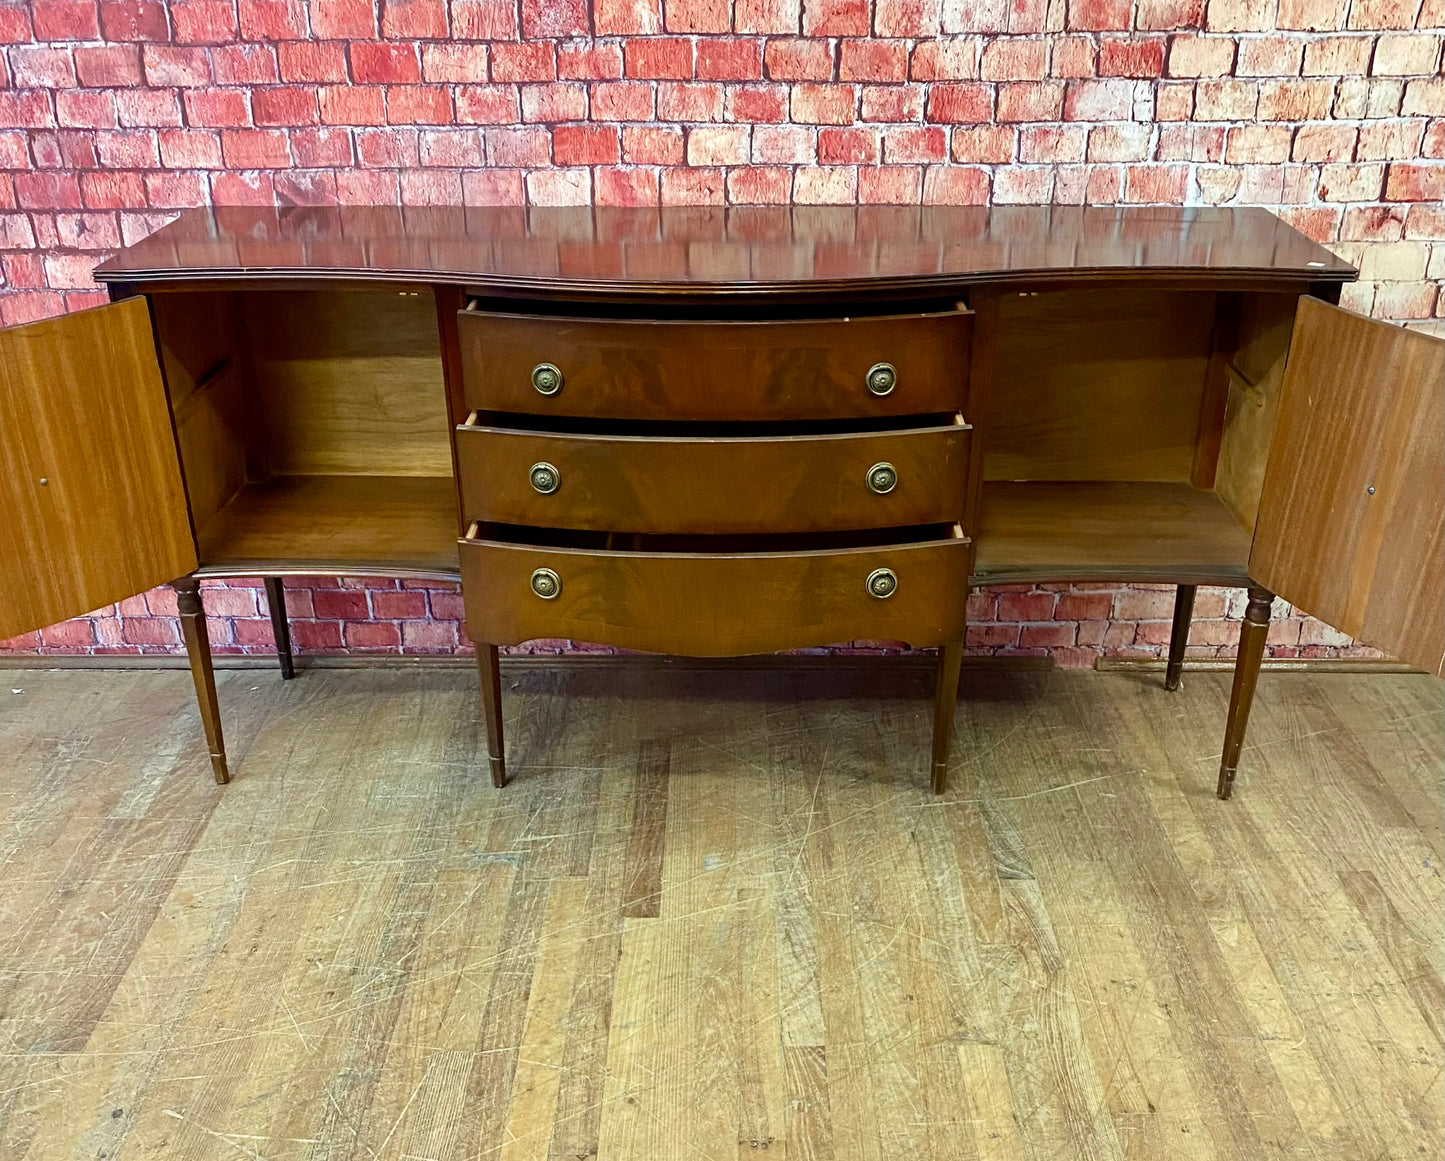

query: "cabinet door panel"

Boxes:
[0, 298, 197, 641]
[1249, 297, 1444, 675]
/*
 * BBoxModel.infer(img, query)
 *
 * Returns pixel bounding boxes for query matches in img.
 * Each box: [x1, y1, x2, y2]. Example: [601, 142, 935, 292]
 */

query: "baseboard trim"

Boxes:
[1095, 658, 1417, 674]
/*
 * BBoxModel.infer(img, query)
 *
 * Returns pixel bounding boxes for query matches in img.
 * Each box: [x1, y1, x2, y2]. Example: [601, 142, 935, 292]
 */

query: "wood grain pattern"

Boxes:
[972, 481, 1253, 585]
[987, 289, 1216, 482]
[459, 308, 972, 422]
[461, 526, 972, 655]
[0, 664, 1436, 1159]
[455, 416, 971, 535]
[195, 473, 459, 575]
[93, 205, 1356, 294]
[1250, 298, 1445, 675]
[0, 298, 197, 641]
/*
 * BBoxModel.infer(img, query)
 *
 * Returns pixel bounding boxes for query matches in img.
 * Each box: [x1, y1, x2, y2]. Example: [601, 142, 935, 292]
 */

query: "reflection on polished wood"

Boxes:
[95, 205, 1355, 294]
[195, 474, 460, 576]
[973, 481, 1254, 585]
[0, 666, 1438, 1158]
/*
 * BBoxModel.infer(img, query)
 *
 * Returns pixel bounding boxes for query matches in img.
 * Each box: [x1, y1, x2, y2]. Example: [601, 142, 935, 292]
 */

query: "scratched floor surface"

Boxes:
[0, 662, 1440, 1160]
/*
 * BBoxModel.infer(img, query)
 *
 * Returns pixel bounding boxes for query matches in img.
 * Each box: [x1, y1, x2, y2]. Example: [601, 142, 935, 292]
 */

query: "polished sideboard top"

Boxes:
[95, 205, 1356, 295]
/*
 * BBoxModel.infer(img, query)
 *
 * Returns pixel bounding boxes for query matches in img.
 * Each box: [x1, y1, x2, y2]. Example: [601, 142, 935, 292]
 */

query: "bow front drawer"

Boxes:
[460, 524, 971, 656]
[458, 308, 972, 421]
[455, 414, 971, 535]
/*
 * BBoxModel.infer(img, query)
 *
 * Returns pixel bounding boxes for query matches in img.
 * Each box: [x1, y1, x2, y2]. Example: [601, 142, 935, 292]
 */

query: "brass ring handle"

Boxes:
[530, 568, 561, 600]
[529, 461, 560, 494]
[865, 462, 897, 494]
[865, 362, 896, 396]
[865, 567, 897, 599]
[531, 362, 562, 395]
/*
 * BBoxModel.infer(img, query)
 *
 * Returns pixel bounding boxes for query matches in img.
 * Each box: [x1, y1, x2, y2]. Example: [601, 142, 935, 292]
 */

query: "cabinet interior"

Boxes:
[976, 286, 1297, 583]
[151, 287, 459, 574]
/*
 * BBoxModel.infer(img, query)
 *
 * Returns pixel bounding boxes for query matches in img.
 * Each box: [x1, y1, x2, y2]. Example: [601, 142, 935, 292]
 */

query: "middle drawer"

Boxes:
[456, 414, 971, 536]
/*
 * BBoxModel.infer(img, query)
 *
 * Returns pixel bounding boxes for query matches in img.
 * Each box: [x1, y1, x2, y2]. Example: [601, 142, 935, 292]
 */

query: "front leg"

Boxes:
[931, 638, 965, 794]
[174, 576, 229, 785]
[478, 643, 506, 788]
[1216, 585, 1274, 800]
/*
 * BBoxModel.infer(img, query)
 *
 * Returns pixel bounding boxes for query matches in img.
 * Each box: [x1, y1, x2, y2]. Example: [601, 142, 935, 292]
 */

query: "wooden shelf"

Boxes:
[972, 481, 1254, 586]
[195, 475, 461, 578]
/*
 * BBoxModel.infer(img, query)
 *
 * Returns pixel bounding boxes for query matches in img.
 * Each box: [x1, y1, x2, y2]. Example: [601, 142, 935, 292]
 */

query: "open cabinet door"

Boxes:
[0, 297, 197, 641]
[1249, 297, 1444, 676]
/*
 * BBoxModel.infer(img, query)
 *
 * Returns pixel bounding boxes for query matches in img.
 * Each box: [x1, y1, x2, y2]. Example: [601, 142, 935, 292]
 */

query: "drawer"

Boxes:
[455, 414, 971, 535]
[458, 308, 972, 421]
[460, 524, 971, 656]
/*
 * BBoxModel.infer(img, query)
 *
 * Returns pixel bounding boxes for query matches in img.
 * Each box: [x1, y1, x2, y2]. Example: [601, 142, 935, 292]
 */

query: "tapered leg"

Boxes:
[478, 643, 506, 788]
[931, 638, 965, 794]
[263, 576, 296, 680]
[174, 576, 229, 785]
[1164, 584, 1197, 691]
[1217, 585, 1274, 800]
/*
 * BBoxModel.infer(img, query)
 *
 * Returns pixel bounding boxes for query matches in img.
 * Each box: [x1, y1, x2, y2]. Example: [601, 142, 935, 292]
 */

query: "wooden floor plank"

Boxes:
[0, 665, 1438, 1161]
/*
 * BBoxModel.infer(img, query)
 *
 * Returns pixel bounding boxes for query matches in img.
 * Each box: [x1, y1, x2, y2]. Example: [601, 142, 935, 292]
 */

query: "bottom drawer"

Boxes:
[460, 524, 971, 656]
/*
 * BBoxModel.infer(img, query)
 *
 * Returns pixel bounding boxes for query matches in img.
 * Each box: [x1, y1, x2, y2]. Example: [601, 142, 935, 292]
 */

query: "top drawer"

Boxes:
[458, 307, 972, 422]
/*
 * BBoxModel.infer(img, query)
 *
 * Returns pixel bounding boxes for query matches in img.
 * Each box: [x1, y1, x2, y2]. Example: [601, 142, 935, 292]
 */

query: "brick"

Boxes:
[793, 165, 858, 203]
[170, 0, 236, 41]
[998, 81, 1065, 121]
[860, 84, 924, 121]
[422, 43, 488, 83]
[184, 89, 252, 127]
[1067, 0, 1132, 29]
[1357, 239, 1428, 279]
[158, 127, 223, 167]
[1293, 123, 1357, 161]
[485, 126, 550, 166]
[555, 123, 622, 163]
[0, 92, 55, 130]
[727, 165, 791, 203]
[661, 165, 724, 204]
[32, 0, 100, 39]
[387, 85, 451, 123]
[80, 171, 145, 207]
[1137, 0, 1206, 27]
[1405, 204, 1445, 240]
[385, 0, 449, 35]
[1226, 123, 1291, 162]
[1065, 78, 1136, 119]
[926, 83, 994, 123]
[319, 84, 386, 124]
[882, 125, 946, 162]
[1258, 79, 1335, 119]
[238, 0, 308, 36]
[1319, 162, 1385, 200]
[75, 46, 141, 87]
[623, 124, 684, 163]
[1021, 125, 1086, 161]
[357, 125, 418, 165]
[57, 91, 117, 130]
[728, 83, 790, 122]
[1195, 164, 1243, 201]
[840, 39, 909, 82]
[665, 0, 729, 31]
[1236, 35, 1303, 76]
[1277, 0, 1348, 28]
[213, 44, 280, 83]
[910, 39, 978, 80]
[351, 42, 421, 84]
[1357, 119, 1426, 160]
[11, 48, 77, 88]
[280, 41, 348, 82]
[686, 124, 749, 164]
[1193, 79, 1258, 119]
[818, 125, 878, 162]
[593, 81, 655, 120]
[995, 165, 1055, 202]
[858, 164, 922, 203]
[981, 38, 1048, 80]
[595, 0, 663, 33]
[95, 129, 159, 168]
[1205, 0, 1274, 29]
[803, 0, 869, 35]
[521, 82, 588, 122]
[595, 166, 660, 205]
[493, 42, 556, 81]
[1373, 34, 1443, 77]
[116, 89, 182, 127]
[1099, 38, 1166, 78]
[456, 84, 519, 123]
[459, 168, 523, 203]
[658, 81, 724, 121]
[736, 0, 800, 32]
[1349, 0, 1423, 28]
[1385, 162, 1445, 201]
[1124, 163, 1188, 201]
[1167, 35, 1236, 77]
[922, 164, 990, 203]
[291, 125, 353, 165]
[221, 127, 290, 167]
[791, 83, 857, 124]
[765, 38, 834, 80]
[560, 43, 624, 79]
[1302, 35, 1374, 76]
[1051, 36, 1097, 78]
[951, 124, 1016, 162]
[253, 87, 318, 126]
[311, 0, 376, 36]
[625, 37, 693, 79]
[752, 124, 815, 162]
[101, 0, 169, 39]
[1400, 78, 1443, 118]
[1340, 204, 1407, 241]
[418, 127, 483, 166]
[1373, 282, 1437, 319]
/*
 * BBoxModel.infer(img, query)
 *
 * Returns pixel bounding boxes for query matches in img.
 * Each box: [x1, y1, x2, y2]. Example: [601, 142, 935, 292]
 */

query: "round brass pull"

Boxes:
[866, 362, 896, 396]
[530, 568, 561, 600]
[531, 362, 562, 395]
[866, 567, 897, 599]
[529, 461, 560, 494]
[865, 462, 897, 495]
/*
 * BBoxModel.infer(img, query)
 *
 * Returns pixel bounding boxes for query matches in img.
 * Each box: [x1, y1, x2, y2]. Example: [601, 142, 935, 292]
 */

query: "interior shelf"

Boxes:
[972, 481, 1254, 586]
[195, 475, 461, 578]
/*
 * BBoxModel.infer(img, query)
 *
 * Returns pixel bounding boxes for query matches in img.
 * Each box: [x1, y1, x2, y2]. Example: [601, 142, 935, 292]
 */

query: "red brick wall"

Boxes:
[1, 0, 1440, 666]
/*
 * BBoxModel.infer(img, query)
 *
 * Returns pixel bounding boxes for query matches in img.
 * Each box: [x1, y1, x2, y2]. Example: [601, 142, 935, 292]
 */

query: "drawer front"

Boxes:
[459, 309, 972, 421]
[460, 532, 971, 656]
[456, 419, 971, 535]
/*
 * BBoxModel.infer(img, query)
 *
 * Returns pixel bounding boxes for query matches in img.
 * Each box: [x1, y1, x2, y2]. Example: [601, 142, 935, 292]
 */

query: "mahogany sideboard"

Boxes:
[2, 206, 1441, 797]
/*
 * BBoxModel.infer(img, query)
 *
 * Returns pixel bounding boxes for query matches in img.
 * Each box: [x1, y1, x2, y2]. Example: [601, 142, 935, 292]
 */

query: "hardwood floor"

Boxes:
[0, 662, 1439, 1160]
